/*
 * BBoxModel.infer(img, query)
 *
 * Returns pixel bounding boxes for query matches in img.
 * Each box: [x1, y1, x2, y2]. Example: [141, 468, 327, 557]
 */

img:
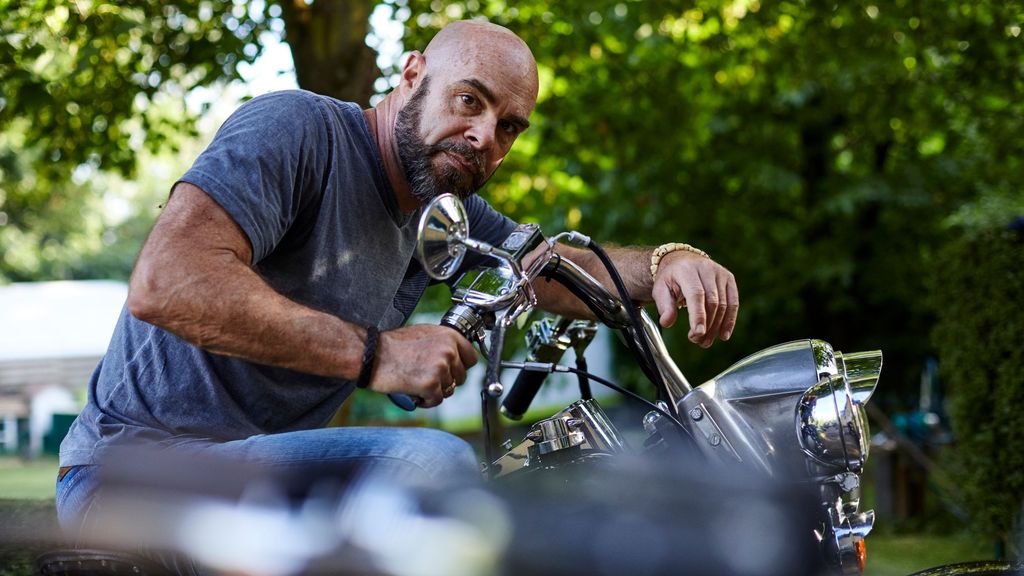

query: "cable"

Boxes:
[582, 239, 667, 395]
[575, 355, 592, 400]
[501, 361, 689, 437]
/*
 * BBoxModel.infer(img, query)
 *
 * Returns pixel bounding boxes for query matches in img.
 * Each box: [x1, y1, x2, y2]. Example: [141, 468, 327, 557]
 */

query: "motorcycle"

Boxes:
[411, 192, 883, 576]
[35, 193, 883, 576]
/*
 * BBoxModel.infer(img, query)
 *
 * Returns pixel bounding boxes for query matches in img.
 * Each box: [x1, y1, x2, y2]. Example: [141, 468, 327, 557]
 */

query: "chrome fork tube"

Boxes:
[638, 311, 693, 409]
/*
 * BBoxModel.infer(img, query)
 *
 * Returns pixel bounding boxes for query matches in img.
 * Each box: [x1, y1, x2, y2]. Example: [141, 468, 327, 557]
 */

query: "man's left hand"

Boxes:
[651, 251, 739, 348]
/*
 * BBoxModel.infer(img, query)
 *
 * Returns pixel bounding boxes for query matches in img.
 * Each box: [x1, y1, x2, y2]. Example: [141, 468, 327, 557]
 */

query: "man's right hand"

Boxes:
[369, 325, 479, 408]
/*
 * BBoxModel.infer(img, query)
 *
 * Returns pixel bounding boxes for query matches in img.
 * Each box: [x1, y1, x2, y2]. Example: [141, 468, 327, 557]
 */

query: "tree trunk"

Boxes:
[280, 0, 379, 105]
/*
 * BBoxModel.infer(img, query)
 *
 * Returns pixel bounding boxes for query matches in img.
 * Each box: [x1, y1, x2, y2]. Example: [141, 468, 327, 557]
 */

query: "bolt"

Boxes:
[643, 411, 661, 426]
[526, 429, 544, 443]
[487, 382, 504, 397]
[566, 418, 583, 430]
[709, 433, 722, 447]
[689, 407, 704, 421]
[501, 439, 513, 451]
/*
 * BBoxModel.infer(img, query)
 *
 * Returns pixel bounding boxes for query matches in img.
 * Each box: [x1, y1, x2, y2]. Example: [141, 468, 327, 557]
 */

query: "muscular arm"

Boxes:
[128, 182, 366, 378]
[128, 182, 475, 406]
[532, 243, 739, 348]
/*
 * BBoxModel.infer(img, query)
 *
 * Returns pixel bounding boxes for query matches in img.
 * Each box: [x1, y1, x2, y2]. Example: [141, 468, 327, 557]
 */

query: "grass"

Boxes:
[866, 532, 995, 576]
[0, 458, 57, 500]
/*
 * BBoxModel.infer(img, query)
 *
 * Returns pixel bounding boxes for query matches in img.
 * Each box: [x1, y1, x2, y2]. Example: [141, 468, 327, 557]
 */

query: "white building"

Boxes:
[0, 280, 127, 457]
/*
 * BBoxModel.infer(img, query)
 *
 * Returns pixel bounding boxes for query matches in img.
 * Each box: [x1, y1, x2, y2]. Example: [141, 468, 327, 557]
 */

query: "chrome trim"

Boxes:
[830, 509, 874, 575]
[529, 417, 585, 457]
[688, 403, 741, 461]
[638, 310, 693, 405]
[416, 193, 469, 281]
[675, 340, 822, 476]
[810, 339, 839, 379]
[838, 350, 882, 406]
[490, 399, 626, 478]
[567, 398, 627, 453]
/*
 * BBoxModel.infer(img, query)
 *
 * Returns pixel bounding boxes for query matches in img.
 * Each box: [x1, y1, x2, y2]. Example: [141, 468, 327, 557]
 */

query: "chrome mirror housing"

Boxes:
[416, 193, 469, 281]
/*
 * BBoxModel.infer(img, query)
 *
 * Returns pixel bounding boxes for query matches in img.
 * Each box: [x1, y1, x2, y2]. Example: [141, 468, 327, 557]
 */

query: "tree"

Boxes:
[0, 0, 378, 281]
[3, 0, 1022, 400]
[395, 0, 1024, 397]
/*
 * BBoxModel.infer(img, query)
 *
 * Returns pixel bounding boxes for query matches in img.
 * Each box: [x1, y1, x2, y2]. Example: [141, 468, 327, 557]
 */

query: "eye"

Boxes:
[499, 120, 519, 136]
[459, 93, 478, 107]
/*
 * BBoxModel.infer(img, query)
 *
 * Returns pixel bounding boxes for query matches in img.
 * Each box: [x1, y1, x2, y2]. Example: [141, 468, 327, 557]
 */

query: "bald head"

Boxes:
[371, 20, 540, 210]
[420, 21, 539, 104]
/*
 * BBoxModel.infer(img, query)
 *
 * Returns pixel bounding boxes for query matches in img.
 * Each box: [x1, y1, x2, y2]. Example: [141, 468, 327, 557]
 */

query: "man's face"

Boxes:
[394, 65, 535, 204]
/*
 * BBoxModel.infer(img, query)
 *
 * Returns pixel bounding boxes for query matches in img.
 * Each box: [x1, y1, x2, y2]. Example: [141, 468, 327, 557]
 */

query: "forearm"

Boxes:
[131, 259, 364, 379]
[128, 183, 365, 380]
[533, 239, 739, 349]
[532, 244, 654, 319]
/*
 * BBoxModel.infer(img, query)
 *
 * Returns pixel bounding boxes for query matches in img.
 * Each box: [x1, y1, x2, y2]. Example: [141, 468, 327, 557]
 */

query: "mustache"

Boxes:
[430, 141, 484, 176]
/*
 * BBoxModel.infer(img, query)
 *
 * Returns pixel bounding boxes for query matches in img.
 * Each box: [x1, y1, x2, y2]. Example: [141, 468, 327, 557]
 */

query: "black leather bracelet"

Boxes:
[356, 326, 379, 389]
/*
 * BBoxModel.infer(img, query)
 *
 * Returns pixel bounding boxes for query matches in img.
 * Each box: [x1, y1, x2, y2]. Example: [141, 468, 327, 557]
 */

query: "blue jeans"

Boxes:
[56, 426, 480, 573]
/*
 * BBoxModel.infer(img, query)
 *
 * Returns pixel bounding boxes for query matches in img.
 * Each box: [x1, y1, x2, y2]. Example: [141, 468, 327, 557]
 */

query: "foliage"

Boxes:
[0, 0, 277, 281]
[2, 0, 1022, 405]
[931, 224, 1024, 554]
[392, 0, 1024, 398]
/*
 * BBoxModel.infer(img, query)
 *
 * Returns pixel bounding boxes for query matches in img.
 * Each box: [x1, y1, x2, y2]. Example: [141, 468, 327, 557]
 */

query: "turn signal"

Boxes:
[855, 539, 867, 573]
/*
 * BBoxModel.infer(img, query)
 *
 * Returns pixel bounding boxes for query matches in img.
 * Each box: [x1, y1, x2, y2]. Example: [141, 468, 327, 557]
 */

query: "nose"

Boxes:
[463, 114, 497, 152]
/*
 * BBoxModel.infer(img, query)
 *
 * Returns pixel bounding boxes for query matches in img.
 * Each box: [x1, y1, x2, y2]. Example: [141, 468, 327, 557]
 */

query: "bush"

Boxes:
[931, 221, 1024, 555]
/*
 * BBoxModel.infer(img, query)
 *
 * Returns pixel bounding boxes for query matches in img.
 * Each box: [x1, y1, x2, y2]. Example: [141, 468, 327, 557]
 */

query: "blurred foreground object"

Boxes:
[40, 447, 824, 576]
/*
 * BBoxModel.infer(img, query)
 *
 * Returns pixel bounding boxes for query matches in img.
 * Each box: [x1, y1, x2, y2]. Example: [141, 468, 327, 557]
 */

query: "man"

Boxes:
[57, 20, 738, 535]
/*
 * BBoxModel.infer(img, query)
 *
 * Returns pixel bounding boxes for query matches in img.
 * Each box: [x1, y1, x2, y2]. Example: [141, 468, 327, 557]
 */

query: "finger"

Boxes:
[699, 266, 721, 342]
[416, 393, 441, 408]
[722, 272, 739, 340]
[652, 278, 679, 328]
[681, 281, 707, 343]
[700, 270, 728, 347]
[420, 363, 449, 407]
[423, 379, 444, 407]
[450, 359, 467, 388]
[453, 333, 479, 368]
[711, 272, 730, 341]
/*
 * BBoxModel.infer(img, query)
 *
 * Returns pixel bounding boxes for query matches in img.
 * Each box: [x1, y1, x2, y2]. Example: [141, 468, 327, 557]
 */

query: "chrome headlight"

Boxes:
[797, 350, 882, 473]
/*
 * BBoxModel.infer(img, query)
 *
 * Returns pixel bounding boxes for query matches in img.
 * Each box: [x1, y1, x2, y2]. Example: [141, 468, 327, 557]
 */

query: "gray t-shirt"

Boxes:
[60, 90, 516, 466]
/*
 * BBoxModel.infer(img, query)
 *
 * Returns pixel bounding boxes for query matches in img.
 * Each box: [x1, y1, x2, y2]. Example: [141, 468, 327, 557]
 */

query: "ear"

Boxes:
[400, 51, 425, 91]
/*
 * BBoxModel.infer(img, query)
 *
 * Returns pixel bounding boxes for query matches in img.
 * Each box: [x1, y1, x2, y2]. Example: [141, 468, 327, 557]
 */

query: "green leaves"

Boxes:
[0, 0, 275, 282]
[393, 0, 1024, 393]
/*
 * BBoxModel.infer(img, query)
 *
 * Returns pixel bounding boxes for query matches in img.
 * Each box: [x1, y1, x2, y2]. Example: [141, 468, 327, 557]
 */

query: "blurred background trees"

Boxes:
[2, 0, 1021, 550]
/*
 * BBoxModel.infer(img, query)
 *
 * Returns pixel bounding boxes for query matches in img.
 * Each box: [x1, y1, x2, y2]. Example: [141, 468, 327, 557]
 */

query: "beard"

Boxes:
[395, 76, 487, 204]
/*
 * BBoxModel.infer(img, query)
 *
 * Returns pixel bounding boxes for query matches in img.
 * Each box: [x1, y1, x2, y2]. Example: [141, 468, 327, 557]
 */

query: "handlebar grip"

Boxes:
[500, 368, 549, 421]
[387, 393, 418, 412]
[387, 315, 475, 409]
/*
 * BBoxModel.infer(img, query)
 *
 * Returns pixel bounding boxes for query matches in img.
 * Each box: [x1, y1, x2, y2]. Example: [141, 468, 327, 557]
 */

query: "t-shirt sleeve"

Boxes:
[177, 90, 330, 263]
